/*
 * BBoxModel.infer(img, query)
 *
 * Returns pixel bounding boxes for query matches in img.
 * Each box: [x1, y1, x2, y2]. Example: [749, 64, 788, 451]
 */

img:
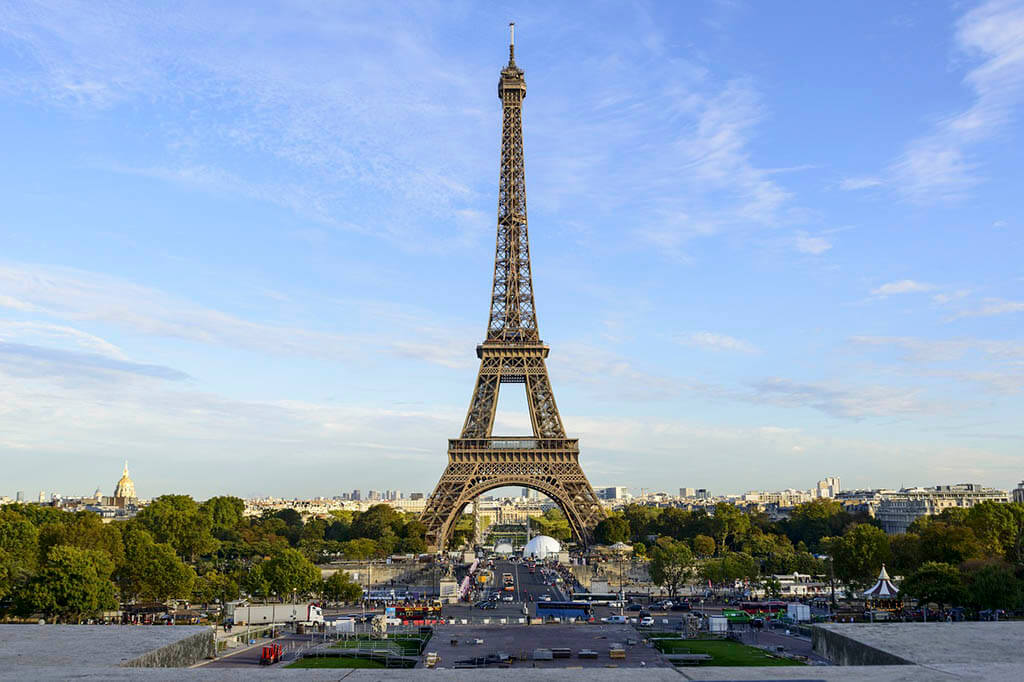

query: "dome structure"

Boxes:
[522, 535, 561, 560]
[113, 461, 136, 501]
[494, 543, 514, 555]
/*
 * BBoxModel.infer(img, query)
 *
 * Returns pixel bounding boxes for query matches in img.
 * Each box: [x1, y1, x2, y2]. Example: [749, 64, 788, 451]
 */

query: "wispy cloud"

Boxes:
[745, 377, 941, 418]
[950, 298, 1024, 318]
[871, 279, 935, 296]
[0, 342, 188, 382]
[794, 231, 832, 255]
[839, 177, 883, 191]
[677, 331, 759, 354]
[887, 0, 1024, 200]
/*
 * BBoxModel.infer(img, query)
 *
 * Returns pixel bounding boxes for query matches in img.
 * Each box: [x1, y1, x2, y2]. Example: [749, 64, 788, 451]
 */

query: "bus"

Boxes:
[722, 608, 751, 624]
[536, 601, 593, 621]
[502, 573, 514, 591]
[740, 601, 787, 617]
[394, 602, 442, 620]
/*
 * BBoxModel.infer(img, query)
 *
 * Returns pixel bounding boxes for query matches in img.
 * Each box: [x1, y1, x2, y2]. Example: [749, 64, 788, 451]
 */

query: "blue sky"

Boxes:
[1, 1, 1022, 500]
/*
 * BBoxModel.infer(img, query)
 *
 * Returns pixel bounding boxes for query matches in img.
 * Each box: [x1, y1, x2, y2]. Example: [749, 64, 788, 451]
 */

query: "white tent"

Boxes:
[494, 542, 515, 555]
[522, 535, 561, 560]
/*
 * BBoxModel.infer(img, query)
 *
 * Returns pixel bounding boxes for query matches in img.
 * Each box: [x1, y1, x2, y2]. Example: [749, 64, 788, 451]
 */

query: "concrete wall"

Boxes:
[122, 628, 214, 668]
[812, 626, 912, 666]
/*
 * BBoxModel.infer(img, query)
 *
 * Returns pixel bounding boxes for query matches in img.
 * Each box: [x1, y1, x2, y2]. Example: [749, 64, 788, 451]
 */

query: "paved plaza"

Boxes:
[425, 623, 668, 669]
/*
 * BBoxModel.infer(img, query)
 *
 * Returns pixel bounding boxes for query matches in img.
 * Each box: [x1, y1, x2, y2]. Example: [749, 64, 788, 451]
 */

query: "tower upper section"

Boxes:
[486, 23, 540, 345]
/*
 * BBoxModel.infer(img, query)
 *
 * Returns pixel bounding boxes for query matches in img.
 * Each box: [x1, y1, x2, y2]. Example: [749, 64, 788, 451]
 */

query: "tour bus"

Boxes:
[722, 608, 752, 624]
[740, 601, 787, 617]
[394, 601, 442, 621]
[536, 601, 593, 621]
[502, 572, 514, 590]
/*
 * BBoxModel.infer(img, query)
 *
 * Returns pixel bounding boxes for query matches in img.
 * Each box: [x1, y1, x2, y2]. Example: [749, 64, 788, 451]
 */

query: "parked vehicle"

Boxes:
[639, 616, 655, 627]
[626, 604, 643, 612]
[603, 615, 628, 624]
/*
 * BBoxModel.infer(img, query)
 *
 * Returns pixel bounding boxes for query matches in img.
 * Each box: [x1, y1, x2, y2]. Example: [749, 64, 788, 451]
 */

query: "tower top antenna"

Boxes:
[509, 22, 515, 63]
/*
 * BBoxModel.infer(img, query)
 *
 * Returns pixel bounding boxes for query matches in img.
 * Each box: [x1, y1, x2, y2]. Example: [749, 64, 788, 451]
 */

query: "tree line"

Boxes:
[0, 497, 425, 622]
[595, 499, 1024, 611]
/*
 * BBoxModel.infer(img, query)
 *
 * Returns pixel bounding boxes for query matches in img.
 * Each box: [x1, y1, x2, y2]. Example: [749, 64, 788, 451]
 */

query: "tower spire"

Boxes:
[509, 22, 515, 64]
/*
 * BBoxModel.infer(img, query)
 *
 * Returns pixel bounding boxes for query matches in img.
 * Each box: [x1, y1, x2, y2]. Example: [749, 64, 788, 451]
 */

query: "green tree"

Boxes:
[692, 534, 715, 558]
[0, 513, 39, 592]
[900, 562, 965, 611]
[37, 512, 124, 568]
[201, 496, 245, 532]
[120, 528, 195, 601]
[710, 503, 750, 554]
[761, 576, 783, 599]
[784, 499, 848, 551]
[648, 538, 694, 599]
[595, 516, 630, 545]
[916, 521, 984, 566]
[824, 524, 892, 590]
[262, 548, 320, 600]
[966, 562, 1021, 613]
[18, 545, 117, 622]
[134, 495, 218, 561]
[342, 538, 380, 560]
[323, 570, 363, 603]
[351, 505, 402, 541]
[192, 570, 240, 605]
[889, 532, 923, 576]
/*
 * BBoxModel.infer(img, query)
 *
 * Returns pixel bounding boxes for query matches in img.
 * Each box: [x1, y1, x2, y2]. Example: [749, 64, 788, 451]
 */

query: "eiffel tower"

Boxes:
[421, 25, 604, 551]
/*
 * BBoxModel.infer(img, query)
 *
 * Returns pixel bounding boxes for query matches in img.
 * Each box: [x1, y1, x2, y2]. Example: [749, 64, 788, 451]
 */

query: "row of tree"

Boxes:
[597, 499, 1024, 611]
[0, 497, 417, 622]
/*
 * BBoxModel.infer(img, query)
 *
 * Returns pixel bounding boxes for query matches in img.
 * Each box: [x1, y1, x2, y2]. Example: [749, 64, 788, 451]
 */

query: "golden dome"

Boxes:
[114, 461, 136, 500]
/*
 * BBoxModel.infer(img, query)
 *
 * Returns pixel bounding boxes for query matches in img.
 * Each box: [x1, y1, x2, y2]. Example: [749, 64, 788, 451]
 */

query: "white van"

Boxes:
[604, 615, 628, 624]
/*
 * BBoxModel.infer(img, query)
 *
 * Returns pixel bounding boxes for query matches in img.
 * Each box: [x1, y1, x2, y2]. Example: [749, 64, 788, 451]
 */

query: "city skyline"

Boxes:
[2, 1, 1023, 498]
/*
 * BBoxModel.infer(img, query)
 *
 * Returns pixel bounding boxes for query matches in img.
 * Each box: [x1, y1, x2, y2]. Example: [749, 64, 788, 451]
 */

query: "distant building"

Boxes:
[1013, 481, 1024, 504]
[16, 491, 24, 502]
[877, 483, 1010, 534]
[351, 489, 361, 501]
[113, 462, 138, 508]
[816, 476, 841, 498]
[679, 487, 696, 498]
[595, 486, 629, 501]
[38, 491, 46, 503]
[409, 492, 424, 500]
[695, 489, 711, 500]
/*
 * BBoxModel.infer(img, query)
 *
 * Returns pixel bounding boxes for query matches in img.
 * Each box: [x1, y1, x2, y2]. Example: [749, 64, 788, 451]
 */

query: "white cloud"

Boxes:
[932, 289, 972, 305]
[677, 331, 759, 354]
[745, 377, 942, 418]
[951, 298, 1024, 318]
[888, 0, 1024, 200]
[839, 177, 883, 191]
[871, 279, 935, 296]
[794, 232, 833, 255]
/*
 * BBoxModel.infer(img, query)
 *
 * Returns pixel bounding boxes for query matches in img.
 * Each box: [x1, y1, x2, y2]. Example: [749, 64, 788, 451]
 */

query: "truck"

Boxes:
[786, 602, 811, 623]
[226, 603, 323, 626]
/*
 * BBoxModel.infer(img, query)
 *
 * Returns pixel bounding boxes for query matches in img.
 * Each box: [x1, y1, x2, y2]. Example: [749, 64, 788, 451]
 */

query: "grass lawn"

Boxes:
[654, 638, 804, 666]
[331, 634, 429, 656]
[286, 657, 387, 669]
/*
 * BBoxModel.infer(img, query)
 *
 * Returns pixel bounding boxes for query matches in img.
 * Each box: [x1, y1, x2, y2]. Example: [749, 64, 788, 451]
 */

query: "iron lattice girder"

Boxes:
[420, 440, 605, 551]
[421, 38, 604, 551]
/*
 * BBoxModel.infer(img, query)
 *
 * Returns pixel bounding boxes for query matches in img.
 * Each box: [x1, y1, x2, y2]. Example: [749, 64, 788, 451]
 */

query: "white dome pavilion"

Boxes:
[522, 535, 561, 560]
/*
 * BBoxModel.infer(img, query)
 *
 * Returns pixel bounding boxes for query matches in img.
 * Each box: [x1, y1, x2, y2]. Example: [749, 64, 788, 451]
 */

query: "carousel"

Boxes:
[861, 564, 902, 620]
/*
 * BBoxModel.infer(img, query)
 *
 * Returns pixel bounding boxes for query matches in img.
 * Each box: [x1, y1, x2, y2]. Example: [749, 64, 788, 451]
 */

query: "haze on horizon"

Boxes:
[1, 1, 1022, 500]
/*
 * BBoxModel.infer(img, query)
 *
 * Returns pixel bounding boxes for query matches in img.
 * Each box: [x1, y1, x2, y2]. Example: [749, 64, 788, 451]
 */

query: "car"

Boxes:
[603, 615, 628, 624]
[540, 594, 552, 601]
[639, 616, 655, 627]
[671, 602, 691, 612]
[502, 594, 514, 602]
[638, 610, 651, 618]
[607, 601, 624, 608]
[656, 601, 673, 610]
[626, 604, 643, 612]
